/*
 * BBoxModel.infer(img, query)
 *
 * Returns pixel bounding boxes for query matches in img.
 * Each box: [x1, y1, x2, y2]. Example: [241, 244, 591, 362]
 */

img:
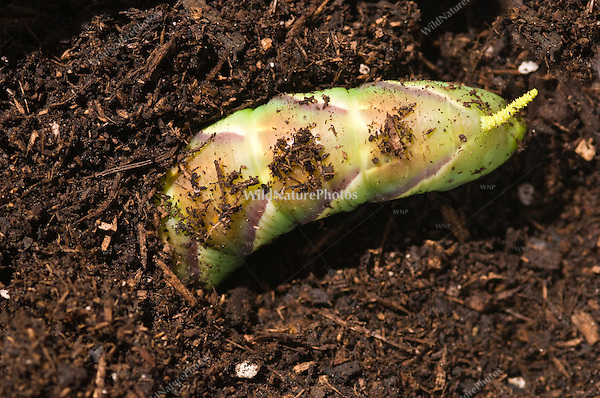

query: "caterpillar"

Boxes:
[160, 80, 537, 288]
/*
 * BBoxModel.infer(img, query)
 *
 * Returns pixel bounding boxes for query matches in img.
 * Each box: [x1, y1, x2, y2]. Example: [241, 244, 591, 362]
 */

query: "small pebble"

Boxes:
[235, 360, 260, 379]
[518, 183, 535, 206]
[508, 376, 526, 389]
[517, 61, 539, 74]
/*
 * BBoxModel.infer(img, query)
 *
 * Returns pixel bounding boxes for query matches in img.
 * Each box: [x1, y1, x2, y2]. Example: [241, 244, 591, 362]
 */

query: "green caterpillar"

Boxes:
[160, 80, 537, 288]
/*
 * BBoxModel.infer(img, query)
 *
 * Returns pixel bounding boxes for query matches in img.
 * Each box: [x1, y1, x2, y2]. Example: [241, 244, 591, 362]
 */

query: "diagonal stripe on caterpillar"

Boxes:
[159, 80, 537, 288]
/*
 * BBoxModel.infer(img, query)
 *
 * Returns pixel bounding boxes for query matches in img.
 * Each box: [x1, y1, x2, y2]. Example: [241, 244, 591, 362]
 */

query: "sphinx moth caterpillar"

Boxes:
[160, 80, 537, 288]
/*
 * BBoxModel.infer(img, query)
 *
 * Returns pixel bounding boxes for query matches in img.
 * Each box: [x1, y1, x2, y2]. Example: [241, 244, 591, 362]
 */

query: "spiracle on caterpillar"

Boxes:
[158, 80, 537, 288]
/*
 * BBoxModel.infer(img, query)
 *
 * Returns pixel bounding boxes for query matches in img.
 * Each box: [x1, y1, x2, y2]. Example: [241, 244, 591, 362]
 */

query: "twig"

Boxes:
[92, 159, 154, 178]
[92, 349, 106, 398]
[318, 310, 415, 352]
[155, 258, 197, 306]
[77, 172, 122, 223]
[138, 223, 148, 269]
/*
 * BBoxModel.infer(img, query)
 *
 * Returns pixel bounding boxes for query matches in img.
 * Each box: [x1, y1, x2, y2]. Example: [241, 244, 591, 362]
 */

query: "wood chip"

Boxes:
[260, 37, 273, 51]
[98, 217, 118, 231]
[101, 235, 111, 251]
[465, 295, 487, 312]
[116, 109, 129, 119]
[554, 338, 583, 348]
[103, 299, 113, 323]
[434, 346, 448, 391]
[551, 356, 570, 379]
[575, 138, 596, 161]
[571, 310, 599, 345]
[137, 223, 147, 269]
[92, 349, 106, 398]
[293, 361, 314, 374]
[26, 130, 39, 153]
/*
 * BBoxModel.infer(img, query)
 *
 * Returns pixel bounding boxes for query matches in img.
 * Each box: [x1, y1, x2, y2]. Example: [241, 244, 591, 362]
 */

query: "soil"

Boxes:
[1, 0, 600, 397]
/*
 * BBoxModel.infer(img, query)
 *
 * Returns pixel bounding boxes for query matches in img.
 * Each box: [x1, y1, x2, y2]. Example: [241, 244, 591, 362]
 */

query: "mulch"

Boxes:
[1, 0, 599, 396]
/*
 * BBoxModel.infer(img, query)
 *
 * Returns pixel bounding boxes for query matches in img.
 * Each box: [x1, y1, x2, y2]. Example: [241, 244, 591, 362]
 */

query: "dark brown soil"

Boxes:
[1, 0, 600, 397]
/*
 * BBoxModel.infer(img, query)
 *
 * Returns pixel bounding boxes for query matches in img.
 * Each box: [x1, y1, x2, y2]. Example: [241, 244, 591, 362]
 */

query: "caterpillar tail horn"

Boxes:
[480, 88, 538, 133]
